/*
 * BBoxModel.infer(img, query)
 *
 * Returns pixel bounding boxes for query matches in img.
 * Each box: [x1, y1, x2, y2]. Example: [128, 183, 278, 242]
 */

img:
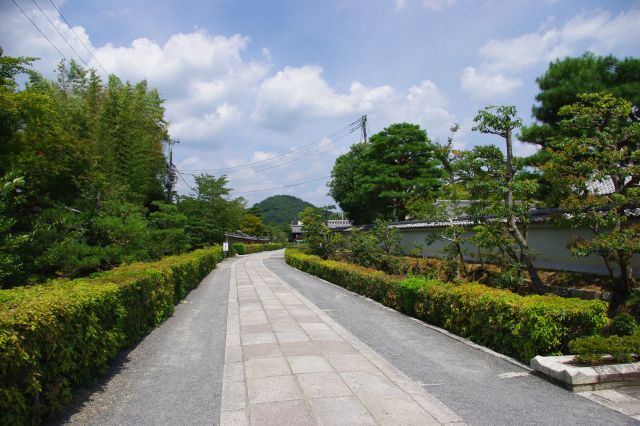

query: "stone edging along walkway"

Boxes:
[219, 252, 465, 425]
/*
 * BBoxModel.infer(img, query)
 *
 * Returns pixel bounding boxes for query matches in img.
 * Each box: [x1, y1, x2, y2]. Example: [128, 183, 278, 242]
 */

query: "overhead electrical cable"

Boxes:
[47, 0, 110, 75]
[179, 122, 358, 176]
[176, 171, 196, 192]
[31, 0, 91, 70]
[179, 118, 361, 176]
[231, 175, 331, 195]
[178, 130, 353, 178]
[11, 0, 68, 61]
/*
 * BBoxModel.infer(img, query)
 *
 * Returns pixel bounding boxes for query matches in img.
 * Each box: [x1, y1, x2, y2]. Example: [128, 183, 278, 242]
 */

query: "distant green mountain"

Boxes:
[252, 195, 316, 225]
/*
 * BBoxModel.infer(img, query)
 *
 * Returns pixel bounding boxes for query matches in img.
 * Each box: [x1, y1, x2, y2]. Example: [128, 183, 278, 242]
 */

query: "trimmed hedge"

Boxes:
[569, 331, 640, 365]
[232, 242, 285, 255]
[0, 246, 223, 425]
[285, 249, 608, 362]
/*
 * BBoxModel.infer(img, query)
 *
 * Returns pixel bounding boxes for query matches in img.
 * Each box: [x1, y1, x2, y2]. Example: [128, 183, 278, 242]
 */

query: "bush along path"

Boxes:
[0, 246, 225, 425]
[284, 248, 609, 362]
[272, 250, 637, 424]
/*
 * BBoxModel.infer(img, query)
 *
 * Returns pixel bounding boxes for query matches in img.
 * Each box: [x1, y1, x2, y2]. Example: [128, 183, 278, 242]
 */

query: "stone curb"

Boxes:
[530, 355, 640, 391]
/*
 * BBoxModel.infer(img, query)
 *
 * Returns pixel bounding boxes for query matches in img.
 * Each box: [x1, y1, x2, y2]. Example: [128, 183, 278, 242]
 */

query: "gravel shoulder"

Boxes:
[50, 257, 235, 426]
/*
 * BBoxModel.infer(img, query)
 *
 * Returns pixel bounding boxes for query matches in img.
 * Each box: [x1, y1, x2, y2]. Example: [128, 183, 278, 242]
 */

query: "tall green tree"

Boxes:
[328, 142, 374, 224]
[300, 207, 343, 259]
[178, 174, 245, 246]
[544, 92, 640, 295]
[469, 106, 543, 291]
[521, 52, 640, 146]
[329, 123, 442, 223]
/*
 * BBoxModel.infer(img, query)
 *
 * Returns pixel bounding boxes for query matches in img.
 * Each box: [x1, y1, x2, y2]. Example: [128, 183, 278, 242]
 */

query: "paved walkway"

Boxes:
[220, 252, 463, 425]
[56, 250, 638, 425]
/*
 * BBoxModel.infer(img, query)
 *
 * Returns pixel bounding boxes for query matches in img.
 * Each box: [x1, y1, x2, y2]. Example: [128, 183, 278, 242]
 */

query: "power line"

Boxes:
[31, 0, 91, 70]
[176, 171, 196, 192]
[12, 0, 68, 61]
[47, 0, 109, 75]
[231, 175, 331, 195]
[179, 131, 354, 178]
[179, 119, 361, 177]
[180, 118, 361, 174]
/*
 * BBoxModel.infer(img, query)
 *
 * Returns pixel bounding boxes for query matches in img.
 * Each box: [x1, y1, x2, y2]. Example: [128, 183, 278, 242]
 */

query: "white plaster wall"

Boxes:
[398, 224, 640, 277]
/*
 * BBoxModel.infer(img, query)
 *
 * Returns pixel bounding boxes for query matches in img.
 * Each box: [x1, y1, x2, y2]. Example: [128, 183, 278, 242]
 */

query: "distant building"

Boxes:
[327, 219, 352, 229]
[289, 218, 353, 242]
[290, 221, 304, 242]
[225, 231, 270, 244]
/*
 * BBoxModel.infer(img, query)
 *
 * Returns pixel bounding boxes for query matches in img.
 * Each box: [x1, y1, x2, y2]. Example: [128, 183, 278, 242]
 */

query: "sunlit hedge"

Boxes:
[0, 246, 223, 425]
[232, 242, 285, 255]
[285, 248, 608, 361]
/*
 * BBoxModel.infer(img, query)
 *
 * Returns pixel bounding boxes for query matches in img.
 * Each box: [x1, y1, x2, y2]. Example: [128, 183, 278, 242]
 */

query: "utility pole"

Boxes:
[361, 115, 368, 143]
[165, 138, 179, 202]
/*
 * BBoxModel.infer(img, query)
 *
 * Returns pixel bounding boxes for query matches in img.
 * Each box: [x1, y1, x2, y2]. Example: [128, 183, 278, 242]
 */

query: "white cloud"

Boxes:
[395, 0, 456, 11]
[3, 1, 459, 207]
[461, 7, 640, 103]
[477, 8, 640, 73]
[460, 67, 523, 101]
[251, 65, 408, 131]
[170, 104, 241, 142]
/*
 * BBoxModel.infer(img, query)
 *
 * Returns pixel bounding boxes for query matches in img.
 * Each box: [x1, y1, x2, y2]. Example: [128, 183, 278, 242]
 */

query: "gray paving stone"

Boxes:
[271, 321, 301, 332]
[308, 396, 377, 426]
[288, 355, 334, 374]
[242, 343, 283, 359]
[313, 340, 358, 355]
[327, 354, 382, 374]
[221, 381, 246, 411]
[300, 322, 331, 331]
[360, 393, 440, 426]
[249, 400, 315, 426]
[297, 372, 353, 398]
[240, 323, 272, 334]
[341, 371, 404, 397]
[307, 330, 344, 341]
[223, 362, 244, 382]
[245, 357, 291, 379]
[246, 375, 303, 404]
[279, 341, 320, 356]
[220, 409, 248, 426]
[276, 330, 311, 343]
[241, 332, 276, 345]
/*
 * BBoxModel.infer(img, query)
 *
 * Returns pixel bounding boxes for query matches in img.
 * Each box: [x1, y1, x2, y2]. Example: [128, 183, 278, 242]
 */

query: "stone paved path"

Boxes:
[220, 251, 464, 425]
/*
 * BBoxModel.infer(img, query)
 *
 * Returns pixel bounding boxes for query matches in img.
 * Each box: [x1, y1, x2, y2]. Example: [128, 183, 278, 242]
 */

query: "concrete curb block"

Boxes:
[530, 355, 640, 391]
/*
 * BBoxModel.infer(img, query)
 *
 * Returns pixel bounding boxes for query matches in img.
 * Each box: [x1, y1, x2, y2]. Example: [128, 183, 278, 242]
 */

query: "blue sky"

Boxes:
[2, 0, 639, 207]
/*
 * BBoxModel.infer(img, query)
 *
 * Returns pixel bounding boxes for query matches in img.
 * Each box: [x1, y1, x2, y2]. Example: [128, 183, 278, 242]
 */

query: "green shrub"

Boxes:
[233, 243, 285, 255]
[569, 331, 640, 365]
[609, 313, 638, 337]
[285, 248, 608, 361]
[0, 246, 223, 425]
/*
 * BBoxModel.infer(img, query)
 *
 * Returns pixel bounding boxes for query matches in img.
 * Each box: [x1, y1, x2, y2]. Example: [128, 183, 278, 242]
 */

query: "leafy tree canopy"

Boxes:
[522, 52, 640, 146]
[329, 123, 442, 224]
[544, 92, 640, 293]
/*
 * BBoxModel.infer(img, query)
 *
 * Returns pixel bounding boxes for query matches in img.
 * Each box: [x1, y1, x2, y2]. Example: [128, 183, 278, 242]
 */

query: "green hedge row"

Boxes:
[232, 242, 285, 255]
[569, 331, 640, 365]
[0, 246, 223, 425]
[285, 249, 608, 361]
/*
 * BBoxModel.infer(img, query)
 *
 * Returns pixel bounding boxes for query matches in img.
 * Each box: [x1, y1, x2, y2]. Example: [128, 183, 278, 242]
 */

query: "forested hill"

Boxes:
[252, 195, 316, 224]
